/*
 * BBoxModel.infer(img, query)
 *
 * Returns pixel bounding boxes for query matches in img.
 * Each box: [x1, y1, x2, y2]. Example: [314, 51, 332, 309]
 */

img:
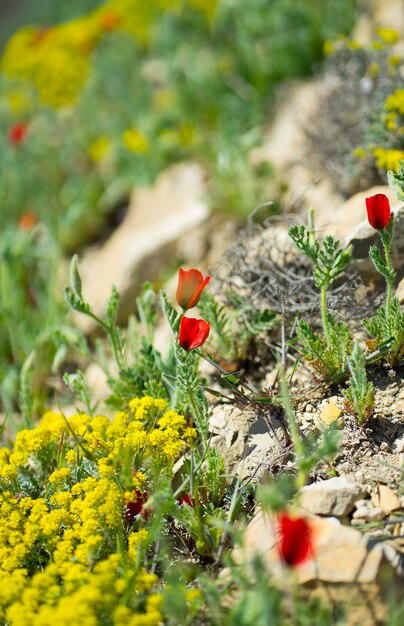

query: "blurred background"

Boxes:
[0, 0, 402, 418]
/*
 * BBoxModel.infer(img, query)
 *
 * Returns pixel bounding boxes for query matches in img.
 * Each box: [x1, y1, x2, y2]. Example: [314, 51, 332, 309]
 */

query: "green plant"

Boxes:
[342, 342, 375, 424]
[64, 257, 176, 409]
[288, 215, 352, 380]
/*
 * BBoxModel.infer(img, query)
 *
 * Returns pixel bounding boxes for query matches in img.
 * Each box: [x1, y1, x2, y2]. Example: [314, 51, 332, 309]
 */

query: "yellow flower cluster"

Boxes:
[373, 147, 404, 171]
[1, 0, 219, 109]
[0, 396, 194, 624]
[1, 549, 162, 626]
[384, 88, 404, 130]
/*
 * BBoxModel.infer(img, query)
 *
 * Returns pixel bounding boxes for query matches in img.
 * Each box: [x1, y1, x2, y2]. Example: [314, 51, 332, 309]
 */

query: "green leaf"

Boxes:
[69, 254, 82, 298]
[64, 286, 91, 315]
[106, 285, 119, 326]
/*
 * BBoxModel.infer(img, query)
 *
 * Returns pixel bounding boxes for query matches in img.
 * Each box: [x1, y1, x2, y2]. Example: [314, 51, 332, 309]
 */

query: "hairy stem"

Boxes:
[188, 389, 208, 452]
[321, 286, 331, 348]
[382, 238, 394, 318]
[279, 365, 306, 489]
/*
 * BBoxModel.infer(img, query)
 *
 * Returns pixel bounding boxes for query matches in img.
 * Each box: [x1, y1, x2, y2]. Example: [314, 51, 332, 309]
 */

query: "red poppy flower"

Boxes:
[7, 122, 28, 145]
[366, 194, 391, 230]
[177, 493, 193, 507]
[176, 268, 210, 310]
[125, 490, 148, 522]
[277, 513, 313, 567]
[179, 317, 210, 351]
[18, 212, 37, 231]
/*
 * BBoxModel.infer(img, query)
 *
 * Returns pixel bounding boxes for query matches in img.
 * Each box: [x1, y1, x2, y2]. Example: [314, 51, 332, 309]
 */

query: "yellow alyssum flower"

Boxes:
[0, 464, 18, 482]
[48, 467, 71, 486]
[65, 449, 77, 465]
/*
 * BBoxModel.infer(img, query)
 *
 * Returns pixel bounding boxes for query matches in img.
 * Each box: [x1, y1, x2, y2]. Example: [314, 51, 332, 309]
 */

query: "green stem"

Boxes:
[382, 238, 394, 318]
[188, 389, 208, 452]
[108, 325, 123, 372]
[321, 285, 331, 348]
[279, 364, 306, 489]
[307, 207, 315, 247]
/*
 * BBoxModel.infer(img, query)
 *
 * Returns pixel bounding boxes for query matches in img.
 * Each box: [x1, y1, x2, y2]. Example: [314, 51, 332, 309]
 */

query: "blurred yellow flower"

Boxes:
[122, 128, 149, 153]
[373, 147, 404, 171]
[87, 136, 111, 162]
[376, 28, 399, 45]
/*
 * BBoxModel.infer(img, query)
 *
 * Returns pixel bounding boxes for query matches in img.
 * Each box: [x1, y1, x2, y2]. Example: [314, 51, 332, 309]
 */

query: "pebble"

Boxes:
[352, 500, 385, 522]
[391, 434, 404, 454]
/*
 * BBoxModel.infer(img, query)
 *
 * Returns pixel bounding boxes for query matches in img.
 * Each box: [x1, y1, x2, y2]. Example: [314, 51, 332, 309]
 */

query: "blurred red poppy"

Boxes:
[277, 513, 313, 567]
[179, 317, 210, 351]
[18, 212, 37, 231]
[366, 194, 391, 230]
[177, 493, 193, 507]
[125, 490, 148, 522]
[176, 268, 210, 310]
[8, 122, 28, 145]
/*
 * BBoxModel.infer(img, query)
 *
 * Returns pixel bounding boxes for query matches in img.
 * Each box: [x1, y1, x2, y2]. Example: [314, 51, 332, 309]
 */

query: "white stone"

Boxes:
[352, 503, 385, 522]
[300, 477, 366, 517]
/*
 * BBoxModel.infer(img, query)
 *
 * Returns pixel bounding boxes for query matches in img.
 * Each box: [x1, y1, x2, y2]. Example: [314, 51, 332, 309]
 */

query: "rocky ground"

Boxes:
[78, 180, 403, 625]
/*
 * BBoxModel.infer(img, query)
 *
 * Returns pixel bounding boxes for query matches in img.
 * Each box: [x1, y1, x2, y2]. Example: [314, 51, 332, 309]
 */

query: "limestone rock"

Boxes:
[209, 403, 285, 480]
[352, 499, 385, 523]
[371, 485, 401, 515]
[300, 477, 366, 517]
[392, 434, 404, 454]
[74, 163, 209, 333]
[250, 79, 345, 216]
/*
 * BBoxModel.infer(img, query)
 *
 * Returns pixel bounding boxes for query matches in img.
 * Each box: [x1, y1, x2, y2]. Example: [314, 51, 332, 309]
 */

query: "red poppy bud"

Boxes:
[176, 268, 210, 310]
[366, 194, 391, 230]
[178, 493, 193, 507]
[277, 513, 313, 567]
[125, 490, 148, 522]
[7, 122, 28, 145]
[179, 317, 210, 351]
